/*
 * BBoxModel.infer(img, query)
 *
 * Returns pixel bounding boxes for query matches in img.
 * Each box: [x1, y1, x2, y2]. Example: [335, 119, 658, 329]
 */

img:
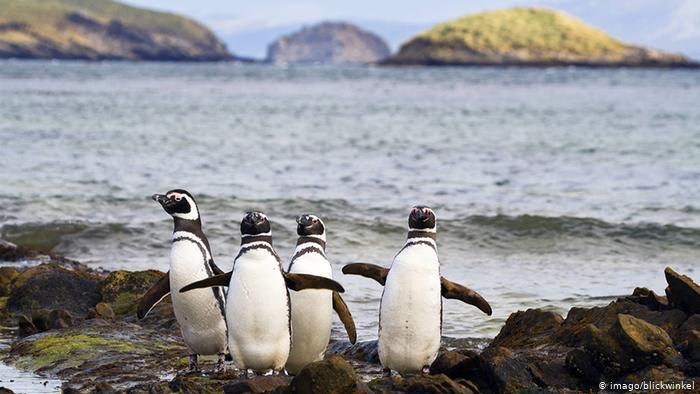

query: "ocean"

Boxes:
[1, 60, 699, 342]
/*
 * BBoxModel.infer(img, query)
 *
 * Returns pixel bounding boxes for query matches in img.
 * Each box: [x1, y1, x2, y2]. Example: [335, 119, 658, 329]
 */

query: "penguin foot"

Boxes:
[214, 353, 226, 373]
[187, 354, 198, 373]
[238, 369, 249, 379]
[421, 365, 430, 375]
[271, 369, 283, 376]
[382, 368, 392, 378]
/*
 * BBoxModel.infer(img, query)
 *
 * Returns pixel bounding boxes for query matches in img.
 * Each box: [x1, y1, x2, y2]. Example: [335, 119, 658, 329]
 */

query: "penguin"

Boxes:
[179, 211, 346, 377]
[342, 206, 492, 376]
[136, 189, 228, 373]
[285, 214, 357, 375]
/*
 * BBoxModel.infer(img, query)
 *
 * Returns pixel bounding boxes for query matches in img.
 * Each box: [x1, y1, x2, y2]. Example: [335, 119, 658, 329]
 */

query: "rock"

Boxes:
[685, 330, 700, 362]
[565, 348, 600, 385]
[287, 355, 365, 394]
[369, 374, 475, 394]
[101, 270, 165, 315]
[95, 303, 115, 320]
[620, 365, 687, 386]
[0, 266, 19, 296]
[477, 347, 536, 394]
[0, 387, 14, 394]
[613, 313, 683, 370]
[223, 376, 290, 394]
[17, 314, 37, 337]
[385, 7, 698, 68]
[90, 382, 117, 394]
[266, 22, 390, 65]
[676, 314, 700, 345]
[430, 350, 478, 378]
[581, 323, 628, 375]
[47, 309, 73, 330]
[7, 264, 102, 316]
[490, 309, 563, 349]
[328, 340, 379, 363]
[664, 267, 700, 314]
[626, 287, 670, 311]
[0, 239, 42, 261]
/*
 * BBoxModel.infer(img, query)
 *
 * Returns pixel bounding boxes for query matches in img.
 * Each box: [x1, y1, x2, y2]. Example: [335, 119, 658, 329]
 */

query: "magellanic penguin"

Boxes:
[285, 214, 357, 375]
[179, 211, 346, 377]
[343, 206, 492, 376]
[136, 189, 228, 372]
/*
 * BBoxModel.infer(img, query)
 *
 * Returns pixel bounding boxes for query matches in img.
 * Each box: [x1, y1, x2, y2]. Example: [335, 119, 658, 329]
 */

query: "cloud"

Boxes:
[656, 0, 700, 40]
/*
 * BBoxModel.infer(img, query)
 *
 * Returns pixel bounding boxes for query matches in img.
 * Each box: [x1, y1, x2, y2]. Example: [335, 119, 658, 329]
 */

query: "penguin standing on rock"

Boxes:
[137, 189, 228, 373]
[285, 214, 356, 375]
[343, 206, 492, 376]
[179, 211, 346, 377]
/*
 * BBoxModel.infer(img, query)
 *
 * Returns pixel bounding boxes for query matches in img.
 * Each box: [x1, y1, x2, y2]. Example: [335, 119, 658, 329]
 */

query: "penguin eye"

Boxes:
[312, 218, 318, 223]
[174, 196, 182, 202]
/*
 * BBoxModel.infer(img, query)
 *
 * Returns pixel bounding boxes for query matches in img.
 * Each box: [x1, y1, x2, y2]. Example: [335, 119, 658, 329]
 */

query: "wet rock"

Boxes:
[168, 374, 229, 394]
[627, 287, 669, 311]
[17, 314, 37, 337]
[685, 330, 700, 361]
[369, 374, 475, 394]
[613, 313, 683, 370]
[90, 382, 117, 393]
[526, 357, 581, 390]
[95, 303, 115, 320]
[565, 348, 600, 385]
[665, 267, 700, 314]
[430, 350, 478, 378]
[0, 239, 41, 261]
[676, 314, 700, 345]
[490, 309, 563, 349]
[0, 266, 20, 296]
[7, 264, 102, 316]
[620, 365, 687, 386]
[101, 270, 165, 315]
[288, 355, 365, 394]
[223, 376, 290, 394]
[478, 346, 536, 394]
[328, 340, 379, 363]
[0, 387, 14, 394]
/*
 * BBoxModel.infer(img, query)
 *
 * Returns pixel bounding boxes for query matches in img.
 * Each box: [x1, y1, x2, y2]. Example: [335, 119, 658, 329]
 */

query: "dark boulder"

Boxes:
[17, 314, 37, 337]
[626, 287, 670, 311]
[613, 314, 683, 370]
[565, 348, 600, 385]
[287, 355, 365, 394]
[430, 350, 478, 378]
[369, 374, 476, 394]
[7, 264, 102, 316]
[665, 267, 700, 314]
[490, 309, 563, 349]
[477, 346, 536, 394]
[0, 266, 19, 296]
[223, 376, 290, 394]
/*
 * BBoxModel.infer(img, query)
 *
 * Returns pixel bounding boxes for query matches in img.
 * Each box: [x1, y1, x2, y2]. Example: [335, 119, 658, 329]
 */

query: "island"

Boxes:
[0, 0, 232, 61]
[384, 7, 698, 68]
[266, 22, 391, 65]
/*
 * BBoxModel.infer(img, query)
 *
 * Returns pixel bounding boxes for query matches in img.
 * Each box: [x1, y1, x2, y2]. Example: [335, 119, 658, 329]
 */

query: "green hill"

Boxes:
[0, 0, 231, 61]
[386, 7, 695, 67]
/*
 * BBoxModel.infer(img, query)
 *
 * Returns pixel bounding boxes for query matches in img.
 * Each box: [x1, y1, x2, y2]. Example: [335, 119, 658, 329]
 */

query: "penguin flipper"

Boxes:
[137, 271, 171, 319]
[208, 259, 225, 276]
[342, 263, 389, 286]
[440, 277, 493, 316]
[332, 292, 357, 344]
[283, 272, 345, 293]
[179, 271, 232, 293]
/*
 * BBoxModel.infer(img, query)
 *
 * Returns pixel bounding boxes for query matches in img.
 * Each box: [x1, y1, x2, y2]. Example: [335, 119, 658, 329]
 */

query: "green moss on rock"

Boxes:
[101, 270, 165, 315]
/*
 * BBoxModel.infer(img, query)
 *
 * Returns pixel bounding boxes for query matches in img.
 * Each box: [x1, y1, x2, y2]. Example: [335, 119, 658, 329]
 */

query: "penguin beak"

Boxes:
[296, 215, 311, 226]
[152, 194, 171, 206]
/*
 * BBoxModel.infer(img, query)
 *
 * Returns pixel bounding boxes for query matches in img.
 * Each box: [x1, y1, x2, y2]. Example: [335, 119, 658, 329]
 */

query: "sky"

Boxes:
[125, 0, 700, 59]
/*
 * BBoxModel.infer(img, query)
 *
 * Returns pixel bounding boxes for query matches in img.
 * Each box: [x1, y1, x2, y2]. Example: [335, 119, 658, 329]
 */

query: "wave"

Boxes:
[0, 221, 138, 253]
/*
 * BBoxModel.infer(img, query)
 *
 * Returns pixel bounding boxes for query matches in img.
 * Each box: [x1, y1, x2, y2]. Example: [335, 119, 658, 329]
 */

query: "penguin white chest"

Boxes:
[379, 243, 441, 374]
[169, 239, 227, 356]
[227, 249, 290, 372]
[286, 252, 334, 374]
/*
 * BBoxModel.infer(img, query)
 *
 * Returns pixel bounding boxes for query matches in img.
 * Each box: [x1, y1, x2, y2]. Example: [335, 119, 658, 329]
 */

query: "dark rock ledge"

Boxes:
[0, 240, 699, 393]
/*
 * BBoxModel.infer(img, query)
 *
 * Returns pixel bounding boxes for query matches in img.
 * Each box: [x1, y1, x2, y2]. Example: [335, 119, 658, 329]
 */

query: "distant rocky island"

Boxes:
[266, 22, 390, 65]
[0, 0, 231, 61]
[385, 7, 698, 68]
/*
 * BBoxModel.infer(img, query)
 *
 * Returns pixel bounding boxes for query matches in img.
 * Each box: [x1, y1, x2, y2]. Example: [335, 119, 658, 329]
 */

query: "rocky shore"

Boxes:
[0, 239, 698, 393]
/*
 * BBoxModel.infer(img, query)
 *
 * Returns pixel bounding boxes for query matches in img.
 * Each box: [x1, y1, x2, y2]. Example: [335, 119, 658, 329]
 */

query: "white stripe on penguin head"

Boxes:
[169, 192, 200, 221]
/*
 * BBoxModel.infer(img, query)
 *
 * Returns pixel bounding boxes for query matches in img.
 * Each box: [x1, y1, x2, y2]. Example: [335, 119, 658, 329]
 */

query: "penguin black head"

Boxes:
[408, 206, 436, 231]
[152, 189, 199, 221]
[296, 214, 326, 240]
[241, 211, 271, 236]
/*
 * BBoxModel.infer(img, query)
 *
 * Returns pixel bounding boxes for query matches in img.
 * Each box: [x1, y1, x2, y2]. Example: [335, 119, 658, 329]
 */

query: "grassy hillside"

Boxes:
[0, 0, 231, 60]
[387, 7, 694, 67]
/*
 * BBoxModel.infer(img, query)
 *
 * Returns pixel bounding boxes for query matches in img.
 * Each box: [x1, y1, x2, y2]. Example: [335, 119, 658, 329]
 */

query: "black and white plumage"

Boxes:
[137, 189, 228, 372]
[343, 206, 492, 376]
[179, 211, 346, 377]
[285, 215, 356, 375]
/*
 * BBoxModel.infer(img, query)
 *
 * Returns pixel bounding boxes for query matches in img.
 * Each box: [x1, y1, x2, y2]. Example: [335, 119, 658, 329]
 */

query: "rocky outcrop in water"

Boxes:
[0, 0, 232, 61]
[266, 22, 390, 65]
[385, 7, 698, 68]
[0, 241, 698, 392]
